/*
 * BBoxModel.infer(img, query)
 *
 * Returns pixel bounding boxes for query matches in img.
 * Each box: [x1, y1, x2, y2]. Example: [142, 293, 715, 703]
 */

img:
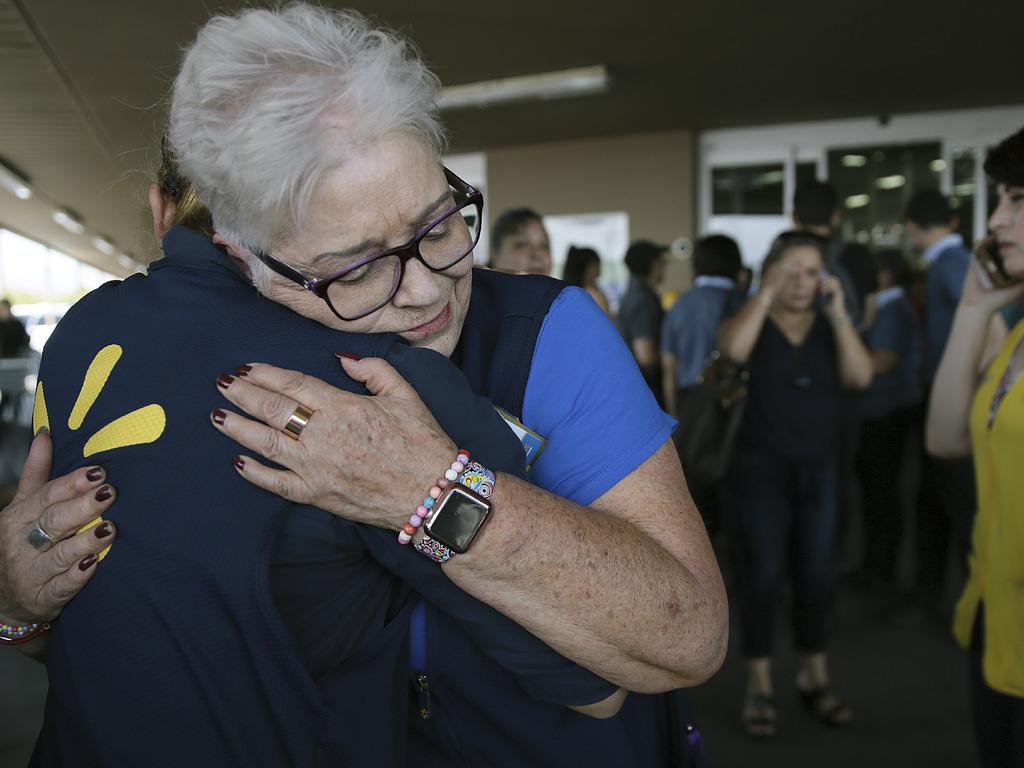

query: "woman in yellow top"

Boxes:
[928, 126, 1024, 768]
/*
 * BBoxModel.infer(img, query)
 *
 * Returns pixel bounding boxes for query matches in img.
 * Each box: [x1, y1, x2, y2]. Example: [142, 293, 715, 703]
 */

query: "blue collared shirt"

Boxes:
[922, 233, 971, 381]
[660, 279, 742, 388]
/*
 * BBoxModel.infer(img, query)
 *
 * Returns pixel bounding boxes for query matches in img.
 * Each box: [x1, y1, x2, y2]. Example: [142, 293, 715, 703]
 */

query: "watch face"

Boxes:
[426, 487, 490, 554]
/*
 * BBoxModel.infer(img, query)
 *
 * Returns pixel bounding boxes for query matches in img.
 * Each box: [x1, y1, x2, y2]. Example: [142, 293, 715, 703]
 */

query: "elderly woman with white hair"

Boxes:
[0, 4, 725, 766]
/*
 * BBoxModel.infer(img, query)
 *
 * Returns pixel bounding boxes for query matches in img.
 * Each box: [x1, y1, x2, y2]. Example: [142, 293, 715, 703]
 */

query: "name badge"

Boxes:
[495, 407, 547, 473]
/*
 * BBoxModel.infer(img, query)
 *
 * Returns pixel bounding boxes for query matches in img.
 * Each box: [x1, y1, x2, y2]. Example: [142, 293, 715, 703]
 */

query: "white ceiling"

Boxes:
[1, 0, 1022, 274]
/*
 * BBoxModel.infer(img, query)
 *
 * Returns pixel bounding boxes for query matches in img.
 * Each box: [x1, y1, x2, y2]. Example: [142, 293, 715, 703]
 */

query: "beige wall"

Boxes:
[485, 129, 697, 292]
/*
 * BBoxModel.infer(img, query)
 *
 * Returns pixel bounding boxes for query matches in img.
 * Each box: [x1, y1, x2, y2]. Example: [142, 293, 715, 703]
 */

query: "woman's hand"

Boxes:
[758, 254, 798, 304]
[819, 273, 848, 323]
[960, 253, 1024, 314]
[0, 431, 117, 625]
[211, 358, 456, 530]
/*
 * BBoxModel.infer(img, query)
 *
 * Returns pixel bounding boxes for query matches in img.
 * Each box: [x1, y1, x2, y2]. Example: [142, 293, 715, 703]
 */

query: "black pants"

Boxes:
[855, 407, 914, 583]
[915, 451, 976, 596]
[970, 610, 1024, 767]
[675, 387, 722, 537]
[727, 451, 838, 658]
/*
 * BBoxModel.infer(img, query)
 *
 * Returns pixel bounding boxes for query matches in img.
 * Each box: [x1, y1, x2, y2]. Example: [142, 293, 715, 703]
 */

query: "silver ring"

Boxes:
[282, 404, 314, 440]
[27, 520, 56, 552]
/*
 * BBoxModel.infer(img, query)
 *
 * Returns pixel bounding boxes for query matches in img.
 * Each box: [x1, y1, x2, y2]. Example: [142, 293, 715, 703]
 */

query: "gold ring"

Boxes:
[283, 404, 314, 440]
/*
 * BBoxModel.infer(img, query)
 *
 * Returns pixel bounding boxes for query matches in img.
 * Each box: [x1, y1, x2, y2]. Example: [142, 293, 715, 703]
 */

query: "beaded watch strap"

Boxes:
[413, 461, 496, 563]
[0, 620, 51, 645]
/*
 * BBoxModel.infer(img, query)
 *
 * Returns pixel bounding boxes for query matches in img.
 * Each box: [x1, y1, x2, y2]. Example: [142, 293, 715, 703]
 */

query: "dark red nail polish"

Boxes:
[234, 455, 246, 471]
[95, 522, 113, 539]
[217, 373, 234, 389]
[95, 486, 112, 502]
[212, 409, 227, 426]
[79, 554, 98, 572]
[235, 365, 252, 377]
[86, 467, 104, 482]
[336, 352, 363, 362]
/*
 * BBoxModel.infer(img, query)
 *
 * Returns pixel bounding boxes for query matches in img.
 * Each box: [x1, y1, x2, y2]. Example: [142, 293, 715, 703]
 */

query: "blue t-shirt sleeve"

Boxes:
[525, 287, 677, 505]
[939, 250, 969, 305]
[870, 302, 904, 356]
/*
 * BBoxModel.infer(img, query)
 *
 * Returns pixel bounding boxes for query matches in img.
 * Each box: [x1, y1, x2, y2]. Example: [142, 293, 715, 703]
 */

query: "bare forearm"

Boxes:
[718, 296, 769, 363]
[832, 317, 872, 389]
[443, 447, 727, 692]
[927, 306, 993, 457]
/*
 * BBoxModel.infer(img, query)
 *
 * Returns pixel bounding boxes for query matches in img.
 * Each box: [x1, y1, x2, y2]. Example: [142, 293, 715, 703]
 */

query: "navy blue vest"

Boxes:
[410, 268, 703, 768]
[30, 227, 579, 766]
[31, 227, 700, 766]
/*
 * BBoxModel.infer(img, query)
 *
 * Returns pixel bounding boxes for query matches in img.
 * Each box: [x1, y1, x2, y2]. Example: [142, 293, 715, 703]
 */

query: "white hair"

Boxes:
[168, 3, 446, 253]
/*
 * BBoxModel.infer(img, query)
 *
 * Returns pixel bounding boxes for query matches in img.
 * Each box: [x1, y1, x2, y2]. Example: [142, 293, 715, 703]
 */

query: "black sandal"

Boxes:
[797, 686, 853, 727]
[741, 692, 776, 739]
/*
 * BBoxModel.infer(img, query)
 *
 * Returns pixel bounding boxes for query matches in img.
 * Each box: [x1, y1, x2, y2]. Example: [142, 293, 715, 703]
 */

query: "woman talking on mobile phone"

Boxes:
[717, 231, 872, 738]
[927, 126, 1024, 768]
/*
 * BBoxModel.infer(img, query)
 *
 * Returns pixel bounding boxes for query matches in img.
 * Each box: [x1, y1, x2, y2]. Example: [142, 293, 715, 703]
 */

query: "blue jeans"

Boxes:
[727, 451, 839, 658]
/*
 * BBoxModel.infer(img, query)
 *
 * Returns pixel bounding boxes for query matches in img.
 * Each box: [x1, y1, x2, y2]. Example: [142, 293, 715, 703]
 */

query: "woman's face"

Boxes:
[584, 258, 601, 284]
[256, 133, 473, 357]
[775, 245, 823, 312]
[492, 219, 552, 275]
[988, 183, 1024, 278]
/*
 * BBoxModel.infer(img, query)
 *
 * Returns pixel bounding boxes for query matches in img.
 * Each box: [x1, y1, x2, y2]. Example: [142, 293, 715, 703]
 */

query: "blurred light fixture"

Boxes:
[953, 182, 976, 197]
[930, 159, 947, 172]
[841, 155, 867, 168]
[845, 194, 870, 209]
[0, 161, 32, 200]
[53, 210, 85, 235]
[754, 170, 785, 186]
[875, 174, 906, 190]
[438, 65, 609, 110]
[117, 253, 136, 270]
[92, 236, 115, 255]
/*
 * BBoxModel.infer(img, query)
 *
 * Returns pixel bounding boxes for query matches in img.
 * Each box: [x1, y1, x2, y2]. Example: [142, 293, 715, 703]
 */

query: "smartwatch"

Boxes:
[424, 485, 492, 554]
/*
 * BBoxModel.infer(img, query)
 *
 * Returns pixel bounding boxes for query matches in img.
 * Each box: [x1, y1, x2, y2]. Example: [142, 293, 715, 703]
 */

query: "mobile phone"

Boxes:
[816, 269, 833, 311]
[975, 236, 1017, 290]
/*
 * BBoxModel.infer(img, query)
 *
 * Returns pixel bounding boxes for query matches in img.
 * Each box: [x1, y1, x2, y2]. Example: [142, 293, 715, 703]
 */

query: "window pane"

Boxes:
[827, 142, 942, 248]
[712, 164, 785, 215]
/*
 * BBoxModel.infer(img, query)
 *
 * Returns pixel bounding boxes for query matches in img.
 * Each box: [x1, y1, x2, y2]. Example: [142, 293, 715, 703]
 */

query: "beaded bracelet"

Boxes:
[399, 449, 471, 545]
[413, 460, 496, 564]
[0, 620, 51, 646]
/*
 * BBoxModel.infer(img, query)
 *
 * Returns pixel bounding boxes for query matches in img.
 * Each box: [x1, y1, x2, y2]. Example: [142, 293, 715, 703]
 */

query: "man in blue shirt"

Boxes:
[855, 250, 923, 590]
[904, 189, 976, 619]
[660, 234, 743, 536]
[660, 234, 744, 418]
[618, 241, 668, 406]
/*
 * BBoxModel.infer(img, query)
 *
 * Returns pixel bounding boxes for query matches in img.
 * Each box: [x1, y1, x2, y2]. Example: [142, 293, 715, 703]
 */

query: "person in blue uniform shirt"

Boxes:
[904, 189, 976, 619]
[0, 5, 726, 766]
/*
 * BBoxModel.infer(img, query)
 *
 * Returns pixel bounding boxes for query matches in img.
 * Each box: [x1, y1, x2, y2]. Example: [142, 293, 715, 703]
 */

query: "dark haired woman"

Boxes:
[717, 232, 872, 738]
[562, 246, 611, 315]
[927, 126, 1024, 768]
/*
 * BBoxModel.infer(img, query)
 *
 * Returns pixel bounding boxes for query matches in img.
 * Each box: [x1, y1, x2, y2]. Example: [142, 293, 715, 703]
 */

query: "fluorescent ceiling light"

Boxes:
[117, 253, 136, 270]
[754, 170, 785, 187]
[930, 159, 947, 172]
[438, 65, 609, 111]
[842, 155, 867, 168]
[953, 182, 976, 197]
[875, 174, 906, 190]
[0, 162, 32, 200]
[53, 210, 85, 235]
[92, 236, 115, 255]
[845, 194, 870, 209]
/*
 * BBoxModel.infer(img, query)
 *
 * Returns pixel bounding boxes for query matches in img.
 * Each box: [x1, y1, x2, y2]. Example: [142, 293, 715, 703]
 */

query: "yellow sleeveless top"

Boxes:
[953, 320, 1024, 697]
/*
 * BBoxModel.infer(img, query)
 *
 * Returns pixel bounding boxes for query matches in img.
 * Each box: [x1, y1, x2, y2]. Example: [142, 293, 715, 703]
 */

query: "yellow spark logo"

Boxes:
[32, 344, 166, 559]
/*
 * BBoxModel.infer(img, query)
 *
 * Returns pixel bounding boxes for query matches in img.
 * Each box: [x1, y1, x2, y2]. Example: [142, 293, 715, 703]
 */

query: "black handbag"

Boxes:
[673, 351, 749, 492]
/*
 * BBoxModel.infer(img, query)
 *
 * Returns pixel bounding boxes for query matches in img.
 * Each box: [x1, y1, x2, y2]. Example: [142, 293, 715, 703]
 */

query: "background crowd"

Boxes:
[488, 129, 1024, 764]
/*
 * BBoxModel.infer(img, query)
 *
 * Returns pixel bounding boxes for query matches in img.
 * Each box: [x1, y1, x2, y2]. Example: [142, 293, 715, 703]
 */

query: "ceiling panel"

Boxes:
[0, 0, 1021, 271]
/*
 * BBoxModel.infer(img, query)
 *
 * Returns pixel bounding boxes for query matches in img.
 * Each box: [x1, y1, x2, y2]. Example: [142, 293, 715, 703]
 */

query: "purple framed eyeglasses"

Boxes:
[252, 167, 483, 321]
